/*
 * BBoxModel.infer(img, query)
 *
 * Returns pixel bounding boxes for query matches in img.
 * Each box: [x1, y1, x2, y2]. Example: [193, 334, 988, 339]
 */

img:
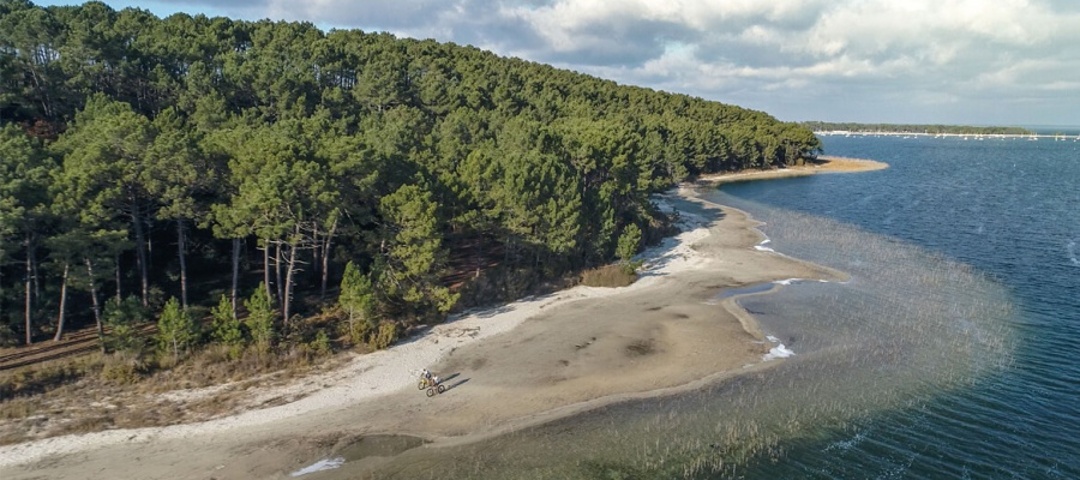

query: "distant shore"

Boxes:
[695, 156, 888, 186]
[815, 130, 1079, 140]
[0, 157, 886, 479]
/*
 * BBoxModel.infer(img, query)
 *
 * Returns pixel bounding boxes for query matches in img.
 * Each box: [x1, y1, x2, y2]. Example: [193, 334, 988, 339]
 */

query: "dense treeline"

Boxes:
[801, 121, 1032, 136]
[0, 0, 820, 354]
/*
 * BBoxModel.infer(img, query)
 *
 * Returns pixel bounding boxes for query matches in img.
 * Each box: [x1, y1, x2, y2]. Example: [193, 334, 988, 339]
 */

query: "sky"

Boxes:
[34, 0, 1080, 126]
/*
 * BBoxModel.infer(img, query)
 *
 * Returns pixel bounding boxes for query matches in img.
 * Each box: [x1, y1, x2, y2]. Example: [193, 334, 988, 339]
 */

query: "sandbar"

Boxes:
[0, 158, 882, 479]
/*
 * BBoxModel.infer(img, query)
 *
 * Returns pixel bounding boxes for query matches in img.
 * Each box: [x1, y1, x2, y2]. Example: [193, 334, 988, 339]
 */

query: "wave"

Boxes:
[763, 335, 795, 360]
[290, 457, 344, 477]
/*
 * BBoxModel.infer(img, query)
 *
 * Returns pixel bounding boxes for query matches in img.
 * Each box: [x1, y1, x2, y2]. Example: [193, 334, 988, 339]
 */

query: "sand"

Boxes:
[0, 158, 883, 479]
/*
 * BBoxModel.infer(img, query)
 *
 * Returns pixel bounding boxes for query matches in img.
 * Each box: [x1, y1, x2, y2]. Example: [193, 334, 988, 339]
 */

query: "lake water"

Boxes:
[715, 135, 1080, 478]
[318, 135, 1079, 479]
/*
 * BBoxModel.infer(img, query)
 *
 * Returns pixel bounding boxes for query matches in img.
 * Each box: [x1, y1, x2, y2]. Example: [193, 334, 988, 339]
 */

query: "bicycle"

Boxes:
[418, 377, 435, 390]
[426, 383, 447, 397]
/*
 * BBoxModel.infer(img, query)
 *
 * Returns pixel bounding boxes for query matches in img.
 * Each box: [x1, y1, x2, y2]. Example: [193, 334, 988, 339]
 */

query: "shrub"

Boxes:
[101, 353, 148, 384]
[156, 297, 198, 363]
[243, 283, 276, 353]
[580, 264, 638, 288]
[616, 223, 642, 263]
[310, 330, 332, 357]
[210, 294, 244, 359]
[102, 296, 149, 355]
[369, 321, 399, 350]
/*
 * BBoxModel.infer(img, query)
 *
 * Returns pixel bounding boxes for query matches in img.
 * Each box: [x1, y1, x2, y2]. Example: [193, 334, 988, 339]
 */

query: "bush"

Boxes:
[102, 296, 149, 355]
[210, 294, 244, 359]
[157, 297, 198, 363]
[343, 318, 374, 347]
[369, 321, 399, 350]
[100, 353, 148, 384]
[339, 260, 378, 344]
[580, 264, 638, 288]
[310, 330, 332, 357]
[243, 283, 276, 353]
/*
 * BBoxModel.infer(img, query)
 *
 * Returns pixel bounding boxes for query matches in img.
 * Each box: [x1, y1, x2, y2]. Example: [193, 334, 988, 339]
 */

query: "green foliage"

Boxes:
[310, 329, 332, 357]
[378, 184, 459, 315]
[0, 2, 822, 362]
[616, 223, 642, 263]
[339, 261, 377, 345]
[369, 321, 399, 350]
[102, 296, 149, 355]
[156, 297, 198, 363]
[243, 283, 276, 353]
[210, 294, 244, 357]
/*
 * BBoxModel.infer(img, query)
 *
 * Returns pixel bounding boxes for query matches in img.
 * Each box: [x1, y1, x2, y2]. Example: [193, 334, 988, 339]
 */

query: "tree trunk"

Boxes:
[85, 257, 104, 351]
[132, 207, 149, 306]
[263, 238, 272, 304]
[231, 237, 241, 316]
[274, 241, 284, 307]
[312, 223, 321, 288]
[115, 254, 122, 303]
[283, 239, 297, 325]
[0, 265, 5, 332]
[54, 262, 69, 341]
[177, 220, 188, 309]
[32, 247, 41, 305]
[320, 219, 337, 300]
[24, 235, 33, 345]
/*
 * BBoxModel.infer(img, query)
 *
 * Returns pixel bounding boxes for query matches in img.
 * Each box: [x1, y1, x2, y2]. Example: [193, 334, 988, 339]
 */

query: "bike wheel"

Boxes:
[437, 384, 446, 394]
[418, 380, 427, 390]
[426, 387, 435, 397]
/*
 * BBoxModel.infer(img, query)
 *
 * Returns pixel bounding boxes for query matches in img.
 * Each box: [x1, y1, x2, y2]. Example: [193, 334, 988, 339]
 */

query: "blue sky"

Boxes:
[34, 0, 1080, 126]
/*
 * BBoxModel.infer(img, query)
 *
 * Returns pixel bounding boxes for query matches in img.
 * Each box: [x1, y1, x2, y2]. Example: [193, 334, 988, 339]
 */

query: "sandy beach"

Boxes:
[0, 158, 884, 479]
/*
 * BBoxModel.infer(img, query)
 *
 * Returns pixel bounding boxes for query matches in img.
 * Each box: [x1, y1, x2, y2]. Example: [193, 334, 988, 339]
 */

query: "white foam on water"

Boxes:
[762, 336, 795, 361]
[773, 278, 802, 285]
[763, 344, 794, 361]
[1068, 239, 1079, 266]
[823, 431, 867, 452]
[754, 245, 776, 252]
[290, 457, 345, 477]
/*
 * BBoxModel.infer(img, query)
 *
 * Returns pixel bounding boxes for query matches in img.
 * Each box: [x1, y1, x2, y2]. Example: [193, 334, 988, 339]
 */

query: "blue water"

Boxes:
[712, 135, 1080, 478]
[313, 135, 1078, 479]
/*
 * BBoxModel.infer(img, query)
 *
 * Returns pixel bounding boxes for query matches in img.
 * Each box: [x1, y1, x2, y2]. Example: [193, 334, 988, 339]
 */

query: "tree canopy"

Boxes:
[0, 0, 821, 346]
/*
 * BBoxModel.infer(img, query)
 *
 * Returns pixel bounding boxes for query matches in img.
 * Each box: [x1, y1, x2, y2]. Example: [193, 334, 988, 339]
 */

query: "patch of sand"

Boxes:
[695, 155, 888, 185]
[0, 163, 879, 479]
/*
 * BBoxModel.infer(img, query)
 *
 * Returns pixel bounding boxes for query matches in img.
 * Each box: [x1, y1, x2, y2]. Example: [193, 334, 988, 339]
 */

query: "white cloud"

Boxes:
[55, 0, 1080, 124]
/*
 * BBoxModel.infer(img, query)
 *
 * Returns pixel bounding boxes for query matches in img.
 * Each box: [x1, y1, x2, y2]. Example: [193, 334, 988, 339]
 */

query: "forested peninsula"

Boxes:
[0, 0, 820, 384]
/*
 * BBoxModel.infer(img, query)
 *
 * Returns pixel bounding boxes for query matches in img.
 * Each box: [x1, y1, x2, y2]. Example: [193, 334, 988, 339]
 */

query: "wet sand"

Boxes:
[0, 158, 883, 480]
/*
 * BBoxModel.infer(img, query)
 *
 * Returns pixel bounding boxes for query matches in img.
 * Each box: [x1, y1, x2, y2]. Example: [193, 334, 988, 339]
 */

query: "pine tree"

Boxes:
[339, 260, 376, 345]
[210, 294, 244, 351]
[156, 296, 197, 364]
[243, 282, 276, 353]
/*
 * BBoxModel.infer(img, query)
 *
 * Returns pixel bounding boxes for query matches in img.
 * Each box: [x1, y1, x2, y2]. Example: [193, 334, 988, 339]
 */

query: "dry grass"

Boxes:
[580, 264, 638, 288]
[0, 338, 347, 446]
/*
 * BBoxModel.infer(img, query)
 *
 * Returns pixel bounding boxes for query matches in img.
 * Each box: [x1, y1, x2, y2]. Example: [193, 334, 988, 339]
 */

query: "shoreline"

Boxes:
[0, 158, 886, 479]
[694, 156, 888, 185]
